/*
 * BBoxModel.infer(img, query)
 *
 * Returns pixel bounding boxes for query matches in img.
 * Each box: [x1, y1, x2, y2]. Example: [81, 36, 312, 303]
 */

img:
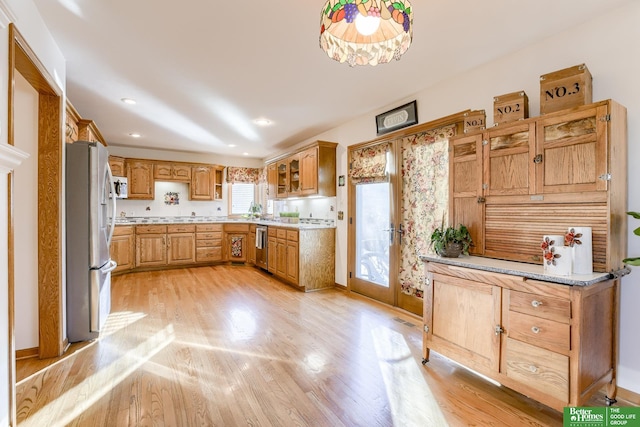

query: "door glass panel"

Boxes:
[355, 183, 390, 287]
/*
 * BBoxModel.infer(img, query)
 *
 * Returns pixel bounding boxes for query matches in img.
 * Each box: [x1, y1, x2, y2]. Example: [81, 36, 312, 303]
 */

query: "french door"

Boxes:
[348, 125, 455, 315]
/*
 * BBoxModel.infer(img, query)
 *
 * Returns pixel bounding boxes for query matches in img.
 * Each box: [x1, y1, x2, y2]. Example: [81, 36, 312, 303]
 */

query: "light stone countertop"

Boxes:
[419, 254, 630, 286]
[114, 216, 336, 230]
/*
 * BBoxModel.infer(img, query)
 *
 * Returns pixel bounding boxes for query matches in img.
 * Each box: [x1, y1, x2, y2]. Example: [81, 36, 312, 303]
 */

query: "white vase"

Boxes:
[569, 226, 593, 275]
[547, 245, 572, 276]
[542, 234, 565, 271]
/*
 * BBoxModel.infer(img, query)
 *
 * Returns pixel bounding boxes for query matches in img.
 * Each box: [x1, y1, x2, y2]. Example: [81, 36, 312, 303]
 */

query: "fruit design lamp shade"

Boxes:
[319, 0, 413, 67]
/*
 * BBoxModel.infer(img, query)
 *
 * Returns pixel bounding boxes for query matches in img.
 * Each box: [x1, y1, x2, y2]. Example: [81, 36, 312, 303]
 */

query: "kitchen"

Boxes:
[2, 0, 640, 426]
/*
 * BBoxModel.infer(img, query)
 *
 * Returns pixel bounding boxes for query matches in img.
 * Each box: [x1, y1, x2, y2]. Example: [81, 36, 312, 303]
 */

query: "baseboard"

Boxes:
[617, 386, 640, 406]
[16, 347, 39, 360]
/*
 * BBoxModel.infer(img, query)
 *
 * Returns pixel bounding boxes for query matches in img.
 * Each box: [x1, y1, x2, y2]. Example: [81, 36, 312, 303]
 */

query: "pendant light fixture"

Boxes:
[319, 0, 413, 67]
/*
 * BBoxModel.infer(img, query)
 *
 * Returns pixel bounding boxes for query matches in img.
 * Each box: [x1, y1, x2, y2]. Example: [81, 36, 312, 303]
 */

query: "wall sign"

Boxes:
[376, 101, 418, 135]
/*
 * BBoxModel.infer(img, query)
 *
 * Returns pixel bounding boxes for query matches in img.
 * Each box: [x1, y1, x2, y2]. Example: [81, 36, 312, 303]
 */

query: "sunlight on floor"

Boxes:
[371, 325, 449, 426]
[20, 324, 175, 427]
[100, 310, 147, 337]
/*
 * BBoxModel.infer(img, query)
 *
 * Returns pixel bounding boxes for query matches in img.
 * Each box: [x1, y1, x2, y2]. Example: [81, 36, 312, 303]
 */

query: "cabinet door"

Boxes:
[214, 166, 224, 200]
[536, 104, 608, 193]
[172, 164, 192, 181]
[109, 156, 126, 177]
[276, 160, 288, 198]
[286, 240, 299, 284]
[136, 234, 166, 267]
[287, 154, 301, 197]
[426, 272, 501, 374]
[300, 146, 318, 196]
[449, 134, 484, 255]
[128, 160, 154, 199]
[167, 233, 196, 264]
[111, 234, 135, 273]
[266, 163, 277, 200]
[226, 233, 247, 262]
[484, 123, 536, 196]
[154, 162, 173, 180]
[190, 166, 214, 200]
[276, 238, 287, 278]
[267, 236, 277, 273]
[248, 231, 256, 265]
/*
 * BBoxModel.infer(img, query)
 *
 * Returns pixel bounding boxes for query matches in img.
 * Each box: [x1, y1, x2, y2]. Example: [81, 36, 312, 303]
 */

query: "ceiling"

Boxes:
[32, 0, 626, 159]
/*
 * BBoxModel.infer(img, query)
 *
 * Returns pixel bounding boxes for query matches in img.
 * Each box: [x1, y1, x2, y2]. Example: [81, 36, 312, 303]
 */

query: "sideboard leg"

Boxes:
[421, 349, 430, 365]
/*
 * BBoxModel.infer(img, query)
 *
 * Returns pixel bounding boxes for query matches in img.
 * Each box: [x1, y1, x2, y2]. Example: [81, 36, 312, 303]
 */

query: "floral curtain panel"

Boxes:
[399, 124, 456, 298]
[349, 142, 390, 184]
[226, 167, 261, 184]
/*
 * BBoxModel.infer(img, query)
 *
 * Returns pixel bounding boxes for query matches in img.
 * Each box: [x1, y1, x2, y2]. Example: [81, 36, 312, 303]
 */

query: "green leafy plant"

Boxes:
[429, 222, 473, 256]
[623, 211, 640, 266]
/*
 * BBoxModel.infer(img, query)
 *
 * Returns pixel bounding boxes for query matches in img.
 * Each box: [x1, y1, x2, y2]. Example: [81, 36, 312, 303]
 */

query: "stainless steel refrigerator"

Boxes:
[66, 140, 117, 342]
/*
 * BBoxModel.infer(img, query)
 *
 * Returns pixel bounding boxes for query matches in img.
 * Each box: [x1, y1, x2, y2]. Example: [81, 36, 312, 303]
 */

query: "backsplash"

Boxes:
[116, 181, 337, 221]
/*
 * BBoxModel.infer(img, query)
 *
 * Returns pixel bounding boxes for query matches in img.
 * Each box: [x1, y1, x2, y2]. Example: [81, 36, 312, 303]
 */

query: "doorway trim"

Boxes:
[7, 22, 65, 368]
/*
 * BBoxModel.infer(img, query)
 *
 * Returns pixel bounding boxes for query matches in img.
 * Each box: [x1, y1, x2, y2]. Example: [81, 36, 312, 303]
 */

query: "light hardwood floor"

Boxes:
[16, 265, 627, 426]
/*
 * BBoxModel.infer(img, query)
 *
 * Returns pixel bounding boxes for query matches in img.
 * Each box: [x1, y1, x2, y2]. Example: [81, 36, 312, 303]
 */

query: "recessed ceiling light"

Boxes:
[243, 152, 249, 156]
[228, 144, 236, 148]
[121, 98, 137, 105]
[129, 133, 141, 138]
[253, 118, 272, 126]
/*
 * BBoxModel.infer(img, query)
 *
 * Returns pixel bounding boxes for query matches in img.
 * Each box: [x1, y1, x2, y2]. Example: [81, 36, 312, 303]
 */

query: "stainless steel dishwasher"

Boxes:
[255, 225, 268, 270]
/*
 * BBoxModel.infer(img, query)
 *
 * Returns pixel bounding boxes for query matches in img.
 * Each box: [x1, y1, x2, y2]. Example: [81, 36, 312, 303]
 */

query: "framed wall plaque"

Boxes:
[375, 101, 418, 135]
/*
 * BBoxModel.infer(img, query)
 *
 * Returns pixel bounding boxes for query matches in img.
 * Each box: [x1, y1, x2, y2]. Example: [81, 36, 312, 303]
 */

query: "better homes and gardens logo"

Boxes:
[564, 407, 640, 427]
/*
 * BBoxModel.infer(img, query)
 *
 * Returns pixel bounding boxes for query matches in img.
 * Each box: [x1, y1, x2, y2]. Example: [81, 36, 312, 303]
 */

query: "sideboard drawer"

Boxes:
[508, 311, 570, 355]
[509, 290, 570, 324]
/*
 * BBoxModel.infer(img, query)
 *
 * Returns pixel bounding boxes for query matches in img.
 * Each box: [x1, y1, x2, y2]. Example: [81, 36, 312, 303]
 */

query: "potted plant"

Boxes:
[623, 211, 640, 266]
[429, 222, 473, 258]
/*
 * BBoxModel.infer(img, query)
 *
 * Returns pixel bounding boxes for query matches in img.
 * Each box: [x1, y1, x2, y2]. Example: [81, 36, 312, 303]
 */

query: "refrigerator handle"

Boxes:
[106, 163, 117, 246]
[101, 259, 118, 274]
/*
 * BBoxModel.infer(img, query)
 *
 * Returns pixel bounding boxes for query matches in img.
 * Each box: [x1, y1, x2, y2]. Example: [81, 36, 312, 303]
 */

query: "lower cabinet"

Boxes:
[248, 225, 256, 265]
[423, 261, 618, 411]
[111, 225, 135, 274]
[223, 223, 249, 262]
[196, 224, 223, 262]
[135, 224, 196, 267]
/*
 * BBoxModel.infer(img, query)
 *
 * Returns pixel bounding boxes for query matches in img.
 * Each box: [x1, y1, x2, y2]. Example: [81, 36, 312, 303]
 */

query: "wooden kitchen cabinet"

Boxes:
[266, 141, 337, 199]
[167, 224, 196, 265]
[423, 259, 619, 411]
[154, 162, 191, 182]
[285, 230, 299, 284]
[127, 159, 154, 200]
[135, 225, 167, 267]
[111, 225, 135, 274]
[196, 224, 223, 263]
[248, 225, 256, 265]
[77, 119, 106, 146]
[109, 156, 126, 177]
[448, 100, 626, 267]
[275, 228, 288, 279]
[223, 223, 249, 263]
[65, 101, 80, 144]
[267, 228, 277, 274]
[190, 165, 215, 200]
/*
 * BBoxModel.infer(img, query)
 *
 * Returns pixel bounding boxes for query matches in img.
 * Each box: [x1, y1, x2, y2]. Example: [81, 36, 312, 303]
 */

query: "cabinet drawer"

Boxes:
[196, 239, 222, 248]
[509, 290, 570, 324]
[136, 225, 167, 234]
[508, 311, 570, 354]
[268, 228, 277, 237]
[113, 225, 134, 236]
[277, 229, 287, 239]
[286, 230, 298, 242]
[224, 223, 250, 232]
[197, 224, 222, 232]
[197, 231, 222, 240]
[167, 224, 196, 233]
[196, 247, 222, 262]
[504, 338, 568, 403]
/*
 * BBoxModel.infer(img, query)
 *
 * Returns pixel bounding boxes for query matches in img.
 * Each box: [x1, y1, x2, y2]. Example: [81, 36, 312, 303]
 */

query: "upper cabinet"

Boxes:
[154, 162, 191, 182]
[127, 159, 155, 200]
[65, 101, 80, 144]
[267, 141, 337, 200]
[109, 156, 126, 177]
[448, 100, 627, 270]
[77, 119, 106, 146]
[190, 165, 224, 201]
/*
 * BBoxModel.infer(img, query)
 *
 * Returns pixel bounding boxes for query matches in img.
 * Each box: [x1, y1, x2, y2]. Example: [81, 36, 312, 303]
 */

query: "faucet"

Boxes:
[191, 211, 196, 217]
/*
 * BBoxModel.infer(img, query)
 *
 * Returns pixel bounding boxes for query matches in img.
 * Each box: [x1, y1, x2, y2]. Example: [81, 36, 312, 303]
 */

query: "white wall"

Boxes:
[13, 72, 39, 351]
[303, 1, 640, 394]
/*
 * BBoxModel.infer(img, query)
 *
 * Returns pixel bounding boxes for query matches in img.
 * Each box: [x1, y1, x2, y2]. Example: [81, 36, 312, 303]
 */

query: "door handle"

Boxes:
[397, 223, 404, 245]
[382, 223, 395, 245]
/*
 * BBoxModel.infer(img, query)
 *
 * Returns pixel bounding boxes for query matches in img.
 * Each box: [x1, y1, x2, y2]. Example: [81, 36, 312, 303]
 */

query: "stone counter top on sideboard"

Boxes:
[114, 217, 335, 230]
[419, 254, 630, 287]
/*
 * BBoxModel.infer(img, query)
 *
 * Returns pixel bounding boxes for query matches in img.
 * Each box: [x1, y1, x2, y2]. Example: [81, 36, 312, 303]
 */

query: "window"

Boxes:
[230, 183, 255, 215]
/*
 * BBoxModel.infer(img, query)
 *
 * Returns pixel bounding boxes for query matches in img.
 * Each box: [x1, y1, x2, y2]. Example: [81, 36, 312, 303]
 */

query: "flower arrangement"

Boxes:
[540, 236, 562, 266]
